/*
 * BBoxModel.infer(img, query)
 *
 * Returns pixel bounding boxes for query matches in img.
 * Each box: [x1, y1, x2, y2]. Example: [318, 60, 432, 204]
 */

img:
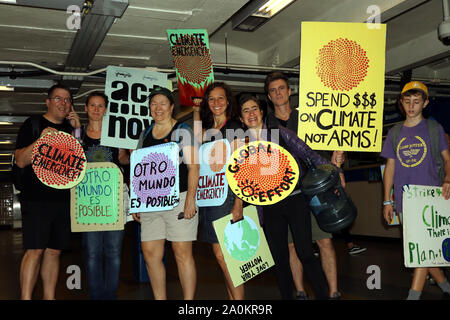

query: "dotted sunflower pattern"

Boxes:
[31, 132, 87, 189]
[174, 47, 212, 85]
[316, 38, 369, 91]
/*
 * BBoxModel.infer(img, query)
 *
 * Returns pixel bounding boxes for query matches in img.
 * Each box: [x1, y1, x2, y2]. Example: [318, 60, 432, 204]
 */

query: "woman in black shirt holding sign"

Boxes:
[238, 95, 332, 300]
[81, 91, 129, 300]
[132, 87, 199, 300]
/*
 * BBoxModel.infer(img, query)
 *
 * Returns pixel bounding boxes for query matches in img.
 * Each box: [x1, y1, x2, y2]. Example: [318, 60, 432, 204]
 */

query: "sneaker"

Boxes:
[296, 291, 309, 300]
[348, 245, 367, 255]
[329, 292, 341, 300]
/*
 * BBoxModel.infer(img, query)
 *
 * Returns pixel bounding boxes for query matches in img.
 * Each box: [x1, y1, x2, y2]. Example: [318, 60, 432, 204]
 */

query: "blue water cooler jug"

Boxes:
[300, 157, 357, 233]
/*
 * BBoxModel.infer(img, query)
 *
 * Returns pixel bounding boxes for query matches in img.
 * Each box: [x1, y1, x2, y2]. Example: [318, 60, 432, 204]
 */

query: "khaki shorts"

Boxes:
[310, 213, 332, 241]
[288, 212, 331, 243]
[140, 192, 199, 242]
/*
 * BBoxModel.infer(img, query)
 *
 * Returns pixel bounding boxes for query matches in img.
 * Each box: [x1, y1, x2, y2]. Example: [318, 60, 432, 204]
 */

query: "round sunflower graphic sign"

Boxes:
[226, 141, 299, 205]
[31, 131, 87, 189]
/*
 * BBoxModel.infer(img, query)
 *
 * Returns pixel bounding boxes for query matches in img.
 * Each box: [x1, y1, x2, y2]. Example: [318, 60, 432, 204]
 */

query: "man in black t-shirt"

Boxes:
[14, 84, 80, 300]
[264, 72, 343, 299]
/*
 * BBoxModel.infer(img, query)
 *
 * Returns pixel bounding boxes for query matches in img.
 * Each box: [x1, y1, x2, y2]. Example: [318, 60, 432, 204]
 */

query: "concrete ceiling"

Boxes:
[0, 0, 449, 173]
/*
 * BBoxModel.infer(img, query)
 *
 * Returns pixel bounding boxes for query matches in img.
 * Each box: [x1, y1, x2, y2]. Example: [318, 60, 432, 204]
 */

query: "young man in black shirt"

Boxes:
[264, 72, 365, 299]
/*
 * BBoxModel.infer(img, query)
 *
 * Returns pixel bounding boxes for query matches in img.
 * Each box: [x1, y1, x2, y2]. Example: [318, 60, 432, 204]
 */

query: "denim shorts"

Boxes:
[200, 188, 236, 244]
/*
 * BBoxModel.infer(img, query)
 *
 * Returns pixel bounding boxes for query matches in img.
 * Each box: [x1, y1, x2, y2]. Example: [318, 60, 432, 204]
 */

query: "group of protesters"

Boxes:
[14, 70, 450, 300]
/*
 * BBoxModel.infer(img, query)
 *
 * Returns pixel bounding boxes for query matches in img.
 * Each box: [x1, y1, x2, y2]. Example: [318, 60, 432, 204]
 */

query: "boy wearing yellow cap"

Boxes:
[381, 81, 450, 299]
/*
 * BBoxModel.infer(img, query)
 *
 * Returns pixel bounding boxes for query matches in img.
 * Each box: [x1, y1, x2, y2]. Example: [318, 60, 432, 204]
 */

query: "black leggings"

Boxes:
[263, 193, 328, 300]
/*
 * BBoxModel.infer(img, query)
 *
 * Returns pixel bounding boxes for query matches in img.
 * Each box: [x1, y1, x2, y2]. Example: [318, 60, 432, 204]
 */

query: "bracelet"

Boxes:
[383, 200, 393, 206]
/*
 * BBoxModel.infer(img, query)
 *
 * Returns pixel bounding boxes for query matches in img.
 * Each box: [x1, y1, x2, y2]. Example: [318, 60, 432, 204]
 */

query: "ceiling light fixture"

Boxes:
[232, 0, 295, 32]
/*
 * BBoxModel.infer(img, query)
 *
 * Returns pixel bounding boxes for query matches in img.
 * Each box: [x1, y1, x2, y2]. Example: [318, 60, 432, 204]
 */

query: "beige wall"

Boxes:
[345, 181, 402, 239]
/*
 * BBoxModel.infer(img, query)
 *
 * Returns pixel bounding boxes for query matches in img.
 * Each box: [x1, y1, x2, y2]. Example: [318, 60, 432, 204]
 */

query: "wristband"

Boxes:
[383, 200, 393, 206]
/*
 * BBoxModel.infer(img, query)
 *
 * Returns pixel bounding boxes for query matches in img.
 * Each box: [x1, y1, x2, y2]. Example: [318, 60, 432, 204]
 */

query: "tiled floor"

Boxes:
[0, 223, 447, 300]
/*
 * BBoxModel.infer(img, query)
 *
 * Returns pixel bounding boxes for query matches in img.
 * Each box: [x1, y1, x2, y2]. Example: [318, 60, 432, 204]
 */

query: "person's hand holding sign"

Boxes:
[331, 150, 346, 188]
[231, 198, 243, 223]
[183, 197, 197, 219]
[66, 103, 81, 129]
[331, 151, 344, 168]
[442, 149, 450, 200]
[192, 97, 202, 113]
[132, 212, 140, 223]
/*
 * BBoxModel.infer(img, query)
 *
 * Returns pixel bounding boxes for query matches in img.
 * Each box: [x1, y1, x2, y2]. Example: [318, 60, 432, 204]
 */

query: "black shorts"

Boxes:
[21, 201, 71, 250]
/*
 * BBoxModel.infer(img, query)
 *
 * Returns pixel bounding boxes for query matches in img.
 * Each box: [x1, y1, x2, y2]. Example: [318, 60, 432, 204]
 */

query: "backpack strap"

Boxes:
[143, 122, 155, 141]
[30, 115, 41, 140]
[426, 119, 445, 183]
[390, 123, 403, 157]
[174, 122, 190, 144]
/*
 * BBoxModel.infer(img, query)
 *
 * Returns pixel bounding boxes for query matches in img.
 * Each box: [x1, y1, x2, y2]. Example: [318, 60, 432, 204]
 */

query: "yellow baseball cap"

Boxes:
[401, 81, 428, 96]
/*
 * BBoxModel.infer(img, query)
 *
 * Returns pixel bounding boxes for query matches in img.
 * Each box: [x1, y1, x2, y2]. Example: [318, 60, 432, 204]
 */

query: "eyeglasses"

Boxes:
[49, 96, 72, 104]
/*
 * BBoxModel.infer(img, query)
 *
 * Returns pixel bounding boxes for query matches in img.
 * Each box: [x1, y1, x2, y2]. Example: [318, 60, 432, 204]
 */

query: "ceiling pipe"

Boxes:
[443, 0, 449, 20]
[0, 60, 299, 75]
[1, 61, 450, 86]
[0, 61, 107, 77]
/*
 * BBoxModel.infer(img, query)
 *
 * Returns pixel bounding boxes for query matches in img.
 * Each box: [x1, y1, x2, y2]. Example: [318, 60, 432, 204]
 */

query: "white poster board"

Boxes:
[196, 139, 230, 207]
[129, 142, 180, 213]
[101, 66, 169, 150]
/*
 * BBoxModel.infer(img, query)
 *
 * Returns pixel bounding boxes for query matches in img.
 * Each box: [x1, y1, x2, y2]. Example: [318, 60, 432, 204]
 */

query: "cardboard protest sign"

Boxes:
[380, 164, 400, 226]
[213, 205, 274, 287]
[31, 131, 87, 189]
[196, 139, 230, 207]
[298, 22, 386, 152]
[402, 184, 450, 267]
[130, 142, 180, 213]
[166, 29, 214, 107]
[226, 141, 299, 205]
[101, 66, 170, 150]
[70, 162, 124, 232]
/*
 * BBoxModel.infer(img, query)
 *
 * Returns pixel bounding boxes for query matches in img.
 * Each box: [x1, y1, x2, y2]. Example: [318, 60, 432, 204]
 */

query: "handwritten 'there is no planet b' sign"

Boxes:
[403, 184, 450, 268]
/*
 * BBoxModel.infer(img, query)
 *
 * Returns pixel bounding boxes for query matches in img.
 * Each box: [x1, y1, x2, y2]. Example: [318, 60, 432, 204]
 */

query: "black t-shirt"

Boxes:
[265, 108, 299, 132]
[141, 122, 194, 193]
[81, 126, 120, 166]
[15, 115, 73, 202]
[278, 119, 288, 127]
[203, 118, 243, 144]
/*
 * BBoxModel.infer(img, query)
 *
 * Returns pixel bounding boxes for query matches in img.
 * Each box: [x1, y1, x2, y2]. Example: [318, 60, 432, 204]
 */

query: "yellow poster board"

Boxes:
[226, 141, 299, 205]
[298, 22, 386, 152]
[213, 205, 275, 287]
